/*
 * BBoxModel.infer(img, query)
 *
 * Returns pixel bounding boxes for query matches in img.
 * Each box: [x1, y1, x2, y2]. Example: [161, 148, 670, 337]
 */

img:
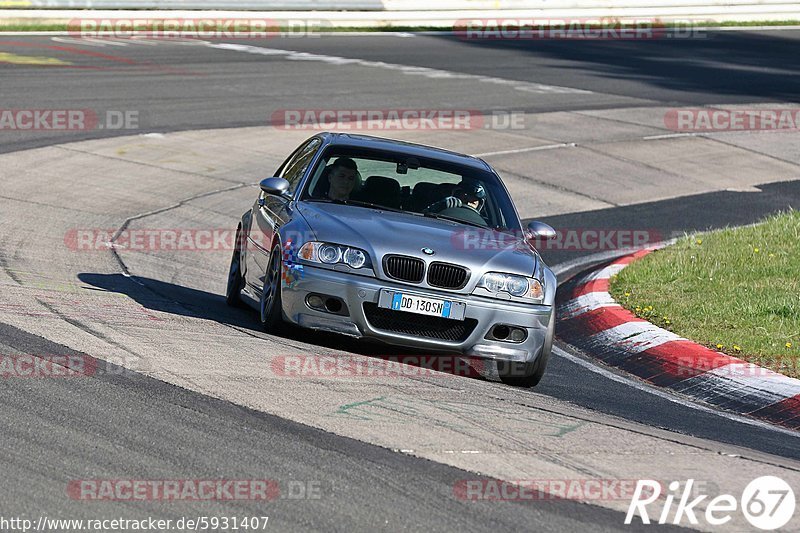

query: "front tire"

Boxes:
[225, 226, 245, 307]
[498, 311, 554, 387]
[259, 244, 284, 332]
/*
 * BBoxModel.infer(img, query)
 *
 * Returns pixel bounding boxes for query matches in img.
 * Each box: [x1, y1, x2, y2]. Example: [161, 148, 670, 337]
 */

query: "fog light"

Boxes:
[492, 325, 510, 340]
[307, 295, 324, 309]
[485, 324, 528, 343]
[325, 298, 343, 313]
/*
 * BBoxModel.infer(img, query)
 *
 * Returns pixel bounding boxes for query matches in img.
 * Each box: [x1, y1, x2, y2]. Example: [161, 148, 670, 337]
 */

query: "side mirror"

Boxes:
[526, 221, 557, 240]
[259, 177, 291, 198]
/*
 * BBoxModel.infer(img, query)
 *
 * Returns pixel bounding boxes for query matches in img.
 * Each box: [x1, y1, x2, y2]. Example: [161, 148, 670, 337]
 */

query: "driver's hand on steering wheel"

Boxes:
[425, 196, 462, 212]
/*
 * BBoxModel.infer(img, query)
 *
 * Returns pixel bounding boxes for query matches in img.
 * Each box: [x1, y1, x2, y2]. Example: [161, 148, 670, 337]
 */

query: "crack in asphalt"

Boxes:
[109, 181, 254, 244]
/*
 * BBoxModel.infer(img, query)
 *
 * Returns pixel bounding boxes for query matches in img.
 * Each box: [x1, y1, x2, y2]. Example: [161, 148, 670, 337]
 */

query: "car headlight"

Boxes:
[506, 276, 529, 297]
[481, 272, 507, 293]
[476, 272, 544, 302]
[318, 244, 342, 264]
[343, 248, 367, 269]
[299, 241, 371, 269]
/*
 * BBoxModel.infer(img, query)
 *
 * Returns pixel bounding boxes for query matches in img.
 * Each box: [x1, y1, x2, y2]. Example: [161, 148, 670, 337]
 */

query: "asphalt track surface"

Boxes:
[1, 31, 800, 531]
[2, 30, 800, 153]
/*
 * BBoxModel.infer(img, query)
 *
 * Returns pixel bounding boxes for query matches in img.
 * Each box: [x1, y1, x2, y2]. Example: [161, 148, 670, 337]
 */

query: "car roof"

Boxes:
[318, 132, 492, 172]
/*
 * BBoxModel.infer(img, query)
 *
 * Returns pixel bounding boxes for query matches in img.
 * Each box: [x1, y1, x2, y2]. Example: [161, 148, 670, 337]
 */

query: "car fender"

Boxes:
[542, 266, 557, 309]
[238, 209, 253, 279]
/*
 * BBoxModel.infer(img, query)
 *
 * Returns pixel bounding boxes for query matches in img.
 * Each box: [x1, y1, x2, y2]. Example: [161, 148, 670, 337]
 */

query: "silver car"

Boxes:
[226, 133, 557, 386]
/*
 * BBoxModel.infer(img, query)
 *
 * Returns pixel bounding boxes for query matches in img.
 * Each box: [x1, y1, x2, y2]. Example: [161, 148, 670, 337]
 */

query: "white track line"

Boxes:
[475, 142, 576, 157]
[554, 346, 800, 437]
[85, 37, 129, 46]
[51, 36, 107, 47]
[207, 42, 592, 95]
[551, 241, 800, 435]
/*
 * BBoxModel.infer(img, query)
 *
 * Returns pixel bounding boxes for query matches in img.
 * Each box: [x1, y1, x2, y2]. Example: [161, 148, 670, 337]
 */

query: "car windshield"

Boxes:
[300, 146, 521, 232]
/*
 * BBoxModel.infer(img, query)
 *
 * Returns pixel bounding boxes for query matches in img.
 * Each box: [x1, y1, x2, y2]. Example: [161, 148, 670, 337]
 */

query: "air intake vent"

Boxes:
[428, 262, 469, 289]
[363, 303, 477, 342]
[384, 255, 425, 283]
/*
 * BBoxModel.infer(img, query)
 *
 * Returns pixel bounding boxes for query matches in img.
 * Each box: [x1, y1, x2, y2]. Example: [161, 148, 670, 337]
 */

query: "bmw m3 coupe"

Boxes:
[226, 133, 557, 386]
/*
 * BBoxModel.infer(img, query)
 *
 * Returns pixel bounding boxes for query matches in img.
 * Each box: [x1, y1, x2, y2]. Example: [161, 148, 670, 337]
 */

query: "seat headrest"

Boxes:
[365, 175, 401, 192]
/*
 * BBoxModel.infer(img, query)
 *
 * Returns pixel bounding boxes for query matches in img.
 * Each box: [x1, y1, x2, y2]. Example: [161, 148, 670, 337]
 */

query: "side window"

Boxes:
[280, 138, 322, 195]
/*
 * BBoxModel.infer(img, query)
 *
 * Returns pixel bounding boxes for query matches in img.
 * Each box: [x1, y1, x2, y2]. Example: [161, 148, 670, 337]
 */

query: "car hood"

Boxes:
[296, 201, 541, 278]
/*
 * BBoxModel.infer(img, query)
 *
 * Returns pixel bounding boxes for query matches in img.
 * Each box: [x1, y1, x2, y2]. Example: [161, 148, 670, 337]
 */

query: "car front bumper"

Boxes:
[280, 265, 553, 364]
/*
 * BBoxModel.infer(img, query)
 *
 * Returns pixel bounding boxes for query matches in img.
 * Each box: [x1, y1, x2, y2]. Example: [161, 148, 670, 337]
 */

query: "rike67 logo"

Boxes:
[626, 477, 796, 529]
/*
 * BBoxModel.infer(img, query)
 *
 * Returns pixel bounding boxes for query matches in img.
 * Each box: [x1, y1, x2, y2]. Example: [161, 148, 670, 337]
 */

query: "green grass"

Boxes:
[609, 210, 800, 378]
[715, 19, 800, 26]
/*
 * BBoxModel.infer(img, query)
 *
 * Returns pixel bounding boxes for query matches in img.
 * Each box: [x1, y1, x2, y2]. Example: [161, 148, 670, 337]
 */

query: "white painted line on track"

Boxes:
[643, 132, 700, 140]
[545, 239, 800, 432]
[475, 142, 576, 157]
[51, 36, 105, 47]
[50, 35, 208, 46]
[553, 346, 800, 437]
[85, 37, 129, 46]
[207, 42, 593, 95]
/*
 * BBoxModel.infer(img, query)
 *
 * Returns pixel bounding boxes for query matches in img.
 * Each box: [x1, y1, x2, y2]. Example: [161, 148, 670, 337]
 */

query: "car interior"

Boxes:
[308, 163, 462, 212]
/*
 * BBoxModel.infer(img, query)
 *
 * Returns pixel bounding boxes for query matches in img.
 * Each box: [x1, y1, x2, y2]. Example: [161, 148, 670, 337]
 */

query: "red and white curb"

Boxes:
[556, 248, 800, 430]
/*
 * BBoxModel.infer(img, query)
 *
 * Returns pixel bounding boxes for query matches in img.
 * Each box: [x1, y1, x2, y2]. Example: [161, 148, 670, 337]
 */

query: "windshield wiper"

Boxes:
[422, 211, 488, 229]
[305, 197, 340, 204]
[305, 198, 425, 217]
[341, 199, 407, 213]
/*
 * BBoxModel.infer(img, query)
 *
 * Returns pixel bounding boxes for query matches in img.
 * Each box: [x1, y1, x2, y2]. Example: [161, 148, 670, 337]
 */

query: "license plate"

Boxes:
[378, 290, 466, 320]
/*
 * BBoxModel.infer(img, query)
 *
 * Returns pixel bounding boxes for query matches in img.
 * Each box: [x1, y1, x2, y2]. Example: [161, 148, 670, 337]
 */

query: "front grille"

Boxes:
[384, 255, 425, 283]
[363, 303, 477, 342]
[428, 262, 469, 289]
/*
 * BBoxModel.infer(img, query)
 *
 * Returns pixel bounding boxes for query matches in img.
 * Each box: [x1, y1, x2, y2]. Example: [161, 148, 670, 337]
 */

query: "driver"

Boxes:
[425, 178, 486, 215]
